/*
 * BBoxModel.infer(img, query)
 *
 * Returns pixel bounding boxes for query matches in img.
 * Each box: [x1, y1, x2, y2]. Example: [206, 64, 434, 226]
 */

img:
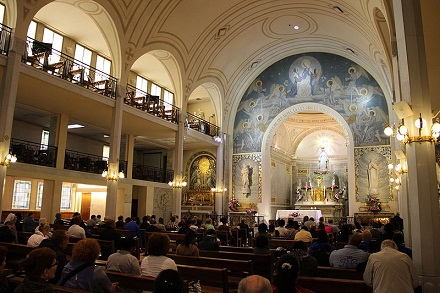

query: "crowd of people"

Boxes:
[0, 211, 420, 293]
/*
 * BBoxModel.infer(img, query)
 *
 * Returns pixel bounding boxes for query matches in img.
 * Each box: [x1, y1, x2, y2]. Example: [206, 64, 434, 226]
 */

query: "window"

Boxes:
[102, 145, 110, 161]
[74, 44, 92, 66]
[163, 89, 174, 110]
[26, 21, 37, 57]
[60, 184, 72, 210]
[74, 44, 92, 79]
[42, 28, 63, 63]
[36, 182, 44, 210]
[40, 130, 49, 150]
[151, 83, 162, 99]
[0, 4, 5, 24]
[12, 180, 31, 209]
[95, 55, 111, 81]
[136, 76, 148, 96]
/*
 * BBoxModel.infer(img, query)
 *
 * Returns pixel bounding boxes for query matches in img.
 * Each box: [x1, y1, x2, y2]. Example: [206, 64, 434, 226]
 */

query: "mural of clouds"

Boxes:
[233, 53, 390, 153]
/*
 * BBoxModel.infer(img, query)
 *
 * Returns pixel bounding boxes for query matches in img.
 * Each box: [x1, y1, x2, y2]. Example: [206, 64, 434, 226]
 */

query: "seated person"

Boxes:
[294, 226, 313, 243]
[27, 222, 51, 247]
[255, 223, 271, 240]
[272, 254, 315, 293]
[329, 232, 370, 268]
[198, 229, 220, 251]
[141, 233, 177, 277]
[0, 221, 17, 243]
[67, 215, 86, 239]
[176, 230, 199, 256]
[393, 233, 412, 258]
[290, 241, 318, 276]
[153, 269, 184, 293]
[217, 217, 235, 245]
[309, 230, 335, 266]
[14, 248, 58, 292]
[276, 219, 289, 237]
[39, 230, 69, 284]
[59, 239, 117, 292]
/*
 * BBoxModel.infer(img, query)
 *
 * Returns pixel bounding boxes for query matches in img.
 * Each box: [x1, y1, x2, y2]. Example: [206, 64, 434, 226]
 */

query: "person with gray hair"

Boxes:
[363, 240, 419, 293]
[238, 275, 272, 293]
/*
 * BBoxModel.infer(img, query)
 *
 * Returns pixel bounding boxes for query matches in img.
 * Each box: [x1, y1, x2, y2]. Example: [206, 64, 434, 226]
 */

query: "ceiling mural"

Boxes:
[233, 52, 390, 153]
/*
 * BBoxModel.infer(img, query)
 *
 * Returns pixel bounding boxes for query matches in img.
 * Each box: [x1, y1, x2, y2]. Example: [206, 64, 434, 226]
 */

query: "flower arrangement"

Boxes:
[335, 188, 344, 201]
[246, 209, 258, 214]
[229, 198, 240, 212]
[289, 211, 302, 217]
[313, 170, 328, 175]
[301, 185, 313, 190]
[367, 194, 381, 213]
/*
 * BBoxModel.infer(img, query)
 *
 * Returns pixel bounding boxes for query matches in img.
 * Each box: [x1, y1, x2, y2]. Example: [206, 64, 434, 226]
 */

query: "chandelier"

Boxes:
[0, 152, 17, 166]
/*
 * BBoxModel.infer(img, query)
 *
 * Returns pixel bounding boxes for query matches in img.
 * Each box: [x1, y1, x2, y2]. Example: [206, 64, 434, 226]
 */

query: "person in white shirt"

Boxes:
[27, 222, 50, 247]
[141, 233, 177, 278]
[275, 219, 289, 237]
[363, 240, 419, 293]
[68, 215, 86, 239]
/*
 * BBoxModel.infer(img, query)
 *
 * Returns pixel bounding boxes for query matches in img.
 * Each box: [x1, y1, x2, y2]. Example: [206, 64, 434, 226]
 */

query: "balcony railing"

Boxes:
[132, 163, 173, 183]
[124, 84, 179, 124]
[64, 149, 128, 176]
[0, 24, 12, 55]
[186, 112, 219, 137]
[10, 138, 57, 167]
[22, 37, 118, 99]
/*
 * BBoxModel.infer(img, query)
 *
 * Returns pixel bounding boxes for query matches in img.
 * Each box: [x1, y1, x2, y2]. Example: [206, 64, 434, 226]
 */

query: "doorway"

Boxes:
[81, 193, 91, 220]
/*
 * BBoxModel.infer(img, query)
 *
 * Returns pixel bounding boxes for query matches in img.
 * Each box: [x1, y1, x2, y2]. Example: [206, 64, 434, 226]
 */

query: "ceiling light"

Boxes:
[68, 124, 84, 129]
[103, 134, 110, 138]
[293, 25, 299, 30]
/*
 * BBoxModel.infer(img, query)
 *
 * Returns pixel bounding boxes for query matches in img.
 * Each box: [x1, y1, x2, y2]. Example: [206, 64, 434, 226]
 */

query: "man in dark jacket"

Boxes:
[39, 229, 69, 283]
[198, 229, 220, 251]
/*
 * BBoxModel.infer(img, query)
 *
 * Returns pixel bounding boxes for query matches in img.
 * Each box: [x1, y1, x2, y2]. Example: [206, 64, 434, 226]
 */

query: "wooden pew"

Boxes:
[65, 239, 115, 259]
[219, 246, 253, 253]
[168, 254, 253, 287]
[198, 250, 273, 281]
[177, 264, 229, 293]
[1, 242, 35, 271]
[6, 275, 90, 292]
[267, 238, 310, 250]
[316, 266, 363, 280]
[16, 231, 33, 244]
[297, 276, 372, 293]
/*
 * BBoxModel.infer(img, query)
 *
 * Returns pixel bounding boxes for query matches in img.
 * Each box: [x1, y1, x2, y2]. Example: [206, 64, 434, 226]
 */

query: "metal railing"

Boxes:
[64, 149, 109, 174]
[10, 138, 57, 167]
[132, 163, 173, 183]
[22, 37, 118, 99]
[186, 112, 219, 137]
[124, 84, 180, 124]
[0, 24, 12, 55]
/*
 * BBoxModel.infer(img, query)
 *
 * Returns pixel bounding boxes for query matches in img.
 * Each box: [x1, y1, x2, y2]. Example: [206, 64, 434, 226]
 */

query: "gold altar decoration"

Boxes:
[312, 178, 325, 201]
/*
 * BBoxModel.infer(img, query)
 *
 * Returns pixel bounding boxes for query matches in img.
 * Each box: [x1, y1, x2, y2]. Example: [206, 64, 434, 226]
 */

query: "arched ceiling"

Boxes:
[32, 0, 392, 109]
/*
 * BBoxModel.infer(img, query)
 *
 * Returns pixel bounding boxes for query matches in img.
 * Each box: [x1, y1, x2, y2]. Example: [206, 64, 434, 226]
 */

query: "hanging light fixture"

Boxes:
[0, 152, 17, 166]
[102, 169, 125, 181]
[384, 113, 439, 144]
[168, 175, 187, 188]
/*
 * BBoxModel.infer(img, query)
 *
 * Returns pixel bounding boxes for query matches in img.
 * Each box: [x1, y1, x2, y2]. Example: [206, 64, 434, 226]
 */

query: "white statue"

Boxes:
[318, 147, 328, 170]
[367, 160, 379, 195]
[241, 164, 251, 195]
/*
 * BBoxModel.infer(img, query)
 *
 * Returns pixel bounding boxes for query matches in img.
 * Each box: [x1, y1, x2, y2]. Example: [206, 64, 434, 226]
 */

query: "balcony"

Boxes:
[22, 37, 118, 99]
[124, 84, 179, 124]
[64, 150, 127, 176]
[10, 138, 57, 167]
[0, 23, 12, 56]
[186, 112, 219, 137]
[132, 163, 173, 183]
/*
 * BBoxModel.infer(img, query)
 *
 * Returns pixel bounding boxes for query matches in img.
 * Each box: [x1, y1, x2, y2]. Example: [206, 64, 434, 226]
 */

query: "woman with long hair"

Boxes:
[272, 254, 315, 293]
[176, 230, 199, 257]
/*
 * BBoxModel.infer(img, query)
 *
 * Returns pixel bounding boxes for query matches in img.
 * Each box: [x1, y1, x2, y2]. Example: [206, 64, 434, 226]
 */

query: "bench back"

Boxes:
[168, 254, 253, 277]
[177, 264, 229, 293]
[1, 242, 35, 257]
[198, 250, 273, 280]
[297, 276, 372, 293]
[219, 245, 254, 253]
[316, 266, 363, 280]
[268, 238, 308, 250]
[6, 275, 90, 293]
[16, 231, 33, 244]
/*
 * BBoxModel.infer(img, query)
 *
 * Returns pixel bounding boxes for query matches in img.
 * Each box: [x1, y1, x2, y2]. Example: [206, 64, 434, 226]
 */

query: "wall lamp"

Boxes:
[102, 170, 125, 181]
[0, 152, 17, 166]
[168, 176, 187, 188]
[384, 113, 440, 145]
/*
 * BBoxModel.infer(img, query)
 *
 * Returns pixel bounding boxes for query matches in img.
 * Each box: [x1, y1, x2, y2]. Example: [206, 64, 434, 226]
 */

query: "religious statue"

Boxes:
[318, 147, 328, 170]
[241, 164, 251, 196]
[367, 159, 379, 195]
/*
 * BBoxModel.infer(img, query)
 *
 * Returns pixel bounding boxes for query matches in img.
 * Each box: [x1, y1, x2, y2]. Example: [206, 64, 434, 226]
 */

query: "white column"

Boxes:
[55, 114, 69, 169]
[0, 37, 25, 216]
[105, 85, 125, 219]
[394, 1, 440, 291]
[215, 135, 224, 215]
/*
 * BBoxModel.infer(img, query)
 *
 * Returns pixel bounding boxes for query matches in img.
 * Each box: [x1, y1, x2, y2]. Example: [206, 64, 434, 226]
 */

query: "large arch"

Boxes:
[260, 102, 355, 218]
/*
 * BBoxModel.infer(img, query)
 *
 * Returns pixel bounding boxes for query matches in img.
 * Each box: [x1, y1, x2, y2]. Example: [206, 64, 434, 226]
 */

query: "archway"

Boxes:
[260, 103, 355, 219]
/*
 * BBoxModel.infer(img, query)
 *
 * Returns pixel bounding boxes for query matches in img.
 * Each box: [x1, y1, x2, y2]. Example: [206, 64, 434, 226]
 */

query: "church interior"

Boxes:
[0, 0, 439, 290]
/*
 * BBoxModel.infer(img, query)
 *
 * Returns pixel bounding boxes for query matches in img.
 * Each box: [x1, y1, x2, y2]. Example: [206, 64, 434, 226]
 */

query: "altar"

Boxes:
[276, 209, 322, 221]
